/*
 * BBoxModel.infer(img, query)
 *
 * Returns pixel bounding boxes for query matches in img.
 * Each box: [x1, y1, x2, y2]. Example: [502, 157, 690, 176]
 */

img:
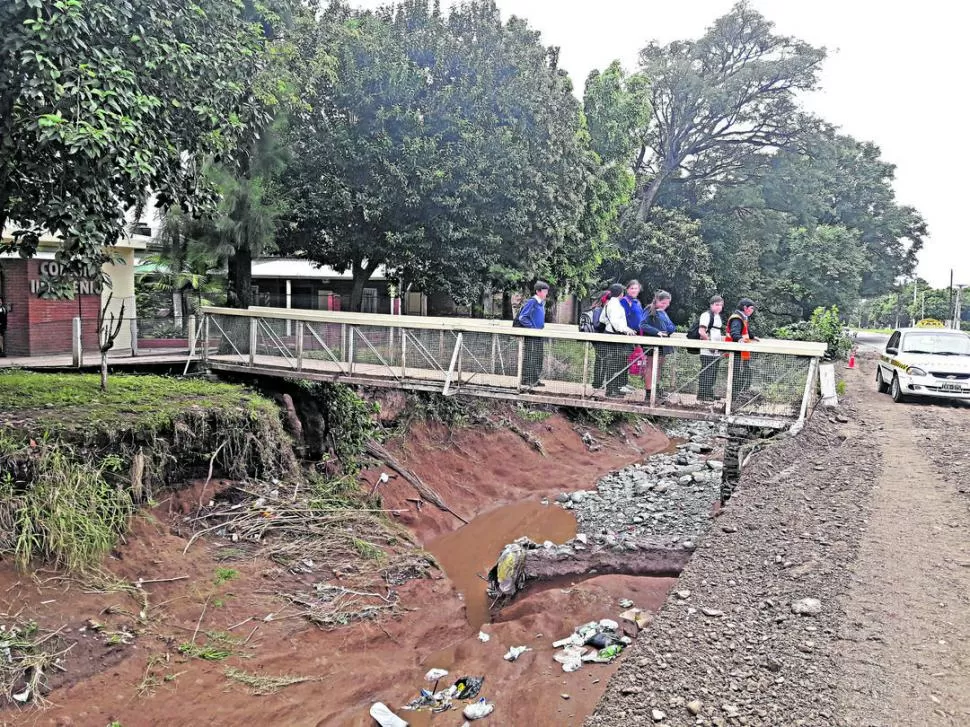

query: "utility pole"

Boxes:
[912, 278, 918, 326]
[948, 269, 955, 328]
[956, 284, 966, 331]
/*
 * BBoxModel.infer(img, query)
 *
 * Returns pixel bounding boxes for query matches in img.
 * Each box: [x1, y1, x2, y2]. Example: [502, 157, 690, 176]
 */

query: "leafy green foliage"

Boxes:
[0, 0, 301, 276]
[298, 382, 379, 475]
[633, 2, 825, 219]
[773, 306, 852, 359]
[213, 568, 238, 586]
[280, 0, 614, 308]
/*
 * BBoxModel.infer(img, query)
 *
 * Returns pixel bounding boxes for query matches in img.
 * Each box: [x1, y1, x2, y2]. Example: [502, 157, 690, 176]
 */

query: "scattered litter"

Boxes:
[402, 689, 453, 714]
[370, 701, 408, 727]
[424, 668, 448, 693]
[487, 543, 527, 599]
[451, 676, 485, 700]
[503, 645, 531, 662]
[462, 699, 494, 720]
[561, 693, 570, 700]
[619, 598, 634, 608]
[552, 619, 630, 672]
[619, 608, 652, 630]
[477, 631, 490, 643]
[12, 687, 31, 704]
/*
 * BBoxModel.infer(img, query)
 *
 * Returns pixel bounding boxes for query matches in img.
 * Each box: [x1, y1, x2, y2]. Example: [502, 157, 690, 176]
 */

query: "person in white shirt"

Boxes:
[602, 283, 638, 396]
[697, 295, 724, 401]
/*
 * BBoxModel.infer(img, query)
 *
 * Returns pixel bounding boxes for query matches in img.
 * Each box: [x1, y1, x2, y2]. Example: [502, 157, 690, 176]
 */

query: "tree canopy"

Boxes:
[0, 0, 299, 283]
[279, 0, 622, 310]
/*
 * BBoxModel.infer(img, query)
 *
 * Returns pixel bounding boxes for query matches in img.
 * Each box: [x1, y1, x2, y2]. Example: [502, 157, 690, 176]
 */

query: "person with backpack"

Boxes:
[638, 290, 675, 396]
[516, 281, 550, 388]
[586, 289, 612, 389]
[602, 283, 638, 396]
[696, 295, 725, 401]
[725, 298, 759, 394]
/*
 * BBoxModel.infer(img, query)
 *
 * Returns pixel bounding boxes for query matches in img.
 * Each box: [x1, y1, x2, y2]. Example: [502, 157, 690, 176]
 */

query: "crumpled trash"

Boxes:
[424, 668, 448, 682]
[370, 701, 408, 727]
[463, 698, 494, 720]
[487, 543, 527, 598]
[583, 631, 622, 649]
[554, 644, 586, 672]
[503, 645, 531, 662]
[477, 630, 490, 643]
[451, 676, 485, 700]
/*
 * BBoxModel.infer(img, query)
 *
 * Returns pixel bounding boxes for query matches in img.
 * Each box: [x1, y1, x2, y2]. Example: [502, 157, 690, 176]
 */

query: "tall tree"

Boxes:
[281, 0, 611, 310]
[634, 2, 825, 220]
[0, 0, 297, 283]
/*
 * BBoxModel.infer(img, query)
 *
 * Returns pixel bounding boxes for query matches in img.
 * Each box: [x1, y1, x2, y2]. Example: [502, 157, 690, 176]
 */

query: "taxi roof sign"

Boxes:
[916, 318, 945, 328]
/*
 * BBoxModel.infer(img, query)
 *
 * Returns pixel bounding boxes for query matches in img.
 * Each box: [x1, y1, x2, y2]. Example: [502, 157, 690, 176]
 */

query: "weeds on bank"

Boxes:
[136, 653, 186, 697]
[224, 666, 318, 695]
[0, 440, 135, 571]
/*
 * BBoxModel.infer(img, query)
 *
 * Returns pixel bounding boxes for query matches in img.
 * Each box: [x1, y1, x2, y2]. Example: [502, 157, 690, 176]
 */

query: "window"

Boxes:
[362, 287, 378, 313]
[887, 332, 900, 352]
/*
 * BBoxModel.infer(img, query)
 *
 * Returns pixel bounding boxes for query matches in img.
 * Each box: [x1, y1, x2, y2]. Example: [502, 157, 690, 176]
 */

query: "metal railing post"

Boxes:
[295, 320, 304, 372]
[249, 318, 257, 366]
[725, 352, 735, 416]
[348, 326, 355, 374]
[798, 357, 819, 423]
[72, 317, 82, 367]
[202, 315, 209, 365]
[443, 333, 463, 395]
[401, 329, 407, 378]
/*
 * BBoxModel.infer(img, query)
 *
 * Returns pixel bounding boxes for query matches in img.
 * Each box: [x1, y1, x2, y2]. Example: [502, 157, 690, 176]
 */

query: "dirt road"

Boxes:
[589, 356, 970, 727]
[840, 362, 970, 726]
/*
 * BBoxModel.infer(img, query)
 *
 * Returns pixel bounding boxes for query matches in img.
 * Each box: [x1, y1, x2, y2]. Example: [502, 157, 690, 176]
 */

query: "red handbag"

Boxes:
[628, 345, 645, 375]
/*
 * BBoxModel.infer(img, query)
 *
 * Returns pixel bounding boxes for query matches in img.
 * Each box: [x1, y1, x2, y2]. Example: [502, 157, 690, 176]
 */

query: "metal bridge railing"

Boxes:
[195, 307, 826, 428]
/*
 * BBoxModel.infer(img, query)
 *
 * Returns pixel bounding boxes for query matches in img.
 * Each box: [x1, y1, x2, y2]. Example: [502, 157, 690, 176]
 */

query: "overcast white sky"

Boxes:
[351, 0, 968, 287]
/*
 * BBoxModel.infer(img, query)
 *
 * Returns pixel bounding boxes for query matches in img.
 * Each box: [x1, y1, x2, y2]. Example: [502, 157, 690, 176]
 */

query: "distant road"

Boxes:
[852, 330, 890, 351]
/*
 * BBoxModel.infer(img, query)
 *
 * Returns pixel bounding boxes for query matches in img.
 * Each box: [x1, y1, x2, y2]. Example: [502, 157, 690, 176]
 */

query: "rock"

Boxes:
[675, 590, 691, 600]
[708, 460, 724, 471]
[721, 525, 738, 533]
[555, 493, 569, 503]
[561, 693, 570, 699]
[722, 703, 740, 718]
[575, 533, 588, 545]
[791, 598, 823, 616]
[692, 471, 708, 482]
[687, 700, 703, 715]
[679, 475, 694, 486]
[654, 483, 670, 494]
[619, 598, 634, 608]
[701, 608, 725, 617]
[620, 686, 642, 695]
[570, 491, 587, 504]
[652, 708, 666, 722]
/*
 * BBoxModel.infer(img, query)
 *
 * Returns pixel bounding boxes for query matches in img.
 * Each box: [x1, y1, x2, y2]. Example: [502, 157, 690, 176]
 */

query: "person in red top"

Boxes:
[725, 298, 759, 393]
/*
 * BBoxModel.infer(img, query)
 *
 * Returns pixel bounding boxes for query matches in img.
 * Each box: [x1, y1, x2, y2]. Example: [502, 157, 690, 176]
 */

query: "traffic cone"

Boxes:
[846, 349, 856, 370]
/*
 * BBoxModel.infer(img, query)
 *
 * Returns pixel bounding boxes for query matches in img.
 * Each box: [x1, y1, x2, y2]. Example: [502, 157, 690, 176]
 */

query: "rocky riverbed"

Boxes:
[555, 421, 725, 544]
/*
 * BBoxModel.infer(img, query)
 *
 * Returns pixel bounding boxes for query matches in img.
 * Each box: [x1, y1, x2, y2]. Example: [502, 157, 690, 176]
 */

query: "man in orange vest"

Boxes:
[725, 298, 759, 393]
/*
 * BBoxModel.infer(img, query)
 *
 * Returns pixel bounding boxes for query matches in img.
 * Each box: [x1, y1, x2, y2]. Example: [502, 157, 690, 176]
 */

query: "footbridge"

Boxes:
[192, 307, 826, 430]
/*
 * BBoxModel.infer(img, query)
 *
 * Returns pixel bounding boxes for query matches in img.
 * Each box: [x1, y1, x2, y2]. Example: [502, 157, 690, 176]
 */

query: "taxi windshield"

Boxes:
[902, 332, 970, 356]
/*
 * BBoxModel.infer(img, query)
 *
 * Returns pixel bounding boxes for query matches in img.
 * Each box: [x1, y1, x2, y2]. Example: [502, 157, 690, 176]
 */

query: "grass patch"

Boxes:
[0, 619, 71, 706]
[836, 379, 847, 397]
[515, 404, 552, 422]
[224, 666, 318, 695]
[177, 642, 232, 661]
[0, 440, 135, 571]
[213, 567, 238, 586]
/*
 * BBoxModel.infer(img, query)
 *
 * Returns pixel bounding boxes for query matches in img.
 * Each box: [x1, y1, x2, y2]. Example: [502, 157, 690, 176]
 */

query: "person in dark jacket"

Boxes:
[639, 290, 675, 395]
[518, 281, 549, 387]
[726, 298, 759, 393]
[590, 289, 612, 389]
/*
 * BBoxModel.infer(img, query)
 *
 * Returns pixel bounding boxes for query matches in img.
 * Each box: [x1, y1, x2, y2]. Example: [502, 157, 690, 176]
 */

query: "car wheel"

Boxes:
[890, 374, 906, 403]
[876, 367, 889, 393]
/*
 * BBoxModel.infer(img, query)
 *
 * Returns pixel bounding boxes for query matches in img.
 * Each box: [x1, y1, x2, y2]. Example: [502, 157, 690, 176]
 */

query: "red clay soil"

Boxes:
[1, 413, 675, 727]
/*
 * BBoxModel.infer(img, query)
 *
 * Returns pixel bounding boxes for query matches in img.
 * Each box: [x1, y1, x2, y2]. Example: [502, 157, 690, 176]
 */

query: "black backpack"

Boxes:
[579, 304, 606, 333]
[686, 312, 719, 354]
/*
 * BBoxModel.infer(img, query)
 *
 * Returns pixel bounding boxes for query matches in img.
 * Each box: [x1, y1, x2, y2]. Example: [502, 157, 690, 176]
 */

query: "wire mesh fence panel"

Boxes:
[540, 338, 589, 396]
[349, 324, 399, 376]
[254, 317, 298, 365]
[402, 328, 450, 373]
[303, 321, 348, 368]
[731, 353, 811, 418]
[209, 314, 251, 361]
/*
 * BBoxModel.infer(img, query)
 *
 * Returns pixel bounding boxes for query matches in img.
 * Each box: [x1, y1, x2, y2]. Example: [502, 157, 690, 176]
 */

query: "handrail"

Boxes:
[203, 306, 827, 357]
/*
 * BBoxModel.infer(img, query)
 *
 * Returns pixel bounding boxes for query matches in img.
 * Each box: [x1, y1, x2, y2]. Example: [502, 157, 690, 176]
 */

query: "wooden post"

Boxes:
[401, 329, 408, 378]
[725, 352, 735, 416]
[490, 333, 498, 375]
[130, 317, 139, 356]
[186, 315, 196, 358]
[516, 337, 525, 385]
[202, 315, 209, 365]
[443, 333, 463, 395]
[648, 348, 659, 407]
[295, 320, 304, 371]
[72, 317, 82, 367]
[581, 342, 590, 397]
[348, 326, 355, 374]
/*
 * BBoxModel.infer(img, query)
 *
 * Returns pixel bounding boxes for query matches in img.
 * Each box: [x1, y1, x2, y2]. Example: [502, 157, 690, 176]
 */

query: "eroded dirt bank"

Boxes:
[1, 408, 680, 727]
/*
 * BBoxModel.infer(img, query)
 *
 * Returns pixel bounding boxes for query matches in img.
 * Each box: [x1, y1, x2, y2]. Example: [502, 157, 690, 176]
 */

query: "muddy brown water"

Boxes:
[426, 499, 577, 630]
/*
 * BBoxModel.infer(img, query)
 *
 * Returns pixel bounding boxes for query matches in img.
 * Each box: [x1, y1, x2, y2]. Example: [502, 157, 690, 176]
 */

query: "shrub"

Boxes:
[774, 306, 852, 360]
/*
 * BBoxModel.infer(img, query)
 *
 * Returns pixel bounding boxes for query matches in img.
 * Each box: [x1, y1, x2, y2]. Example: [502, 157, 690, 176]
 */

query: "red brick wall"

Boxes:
[0, 259, 101, 356]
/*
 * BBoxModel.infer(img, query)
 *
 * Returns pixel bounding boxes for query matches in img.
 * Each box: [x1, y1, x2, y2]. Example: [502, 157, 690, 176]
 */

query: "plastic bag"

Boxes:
[452, 676, 485, 700]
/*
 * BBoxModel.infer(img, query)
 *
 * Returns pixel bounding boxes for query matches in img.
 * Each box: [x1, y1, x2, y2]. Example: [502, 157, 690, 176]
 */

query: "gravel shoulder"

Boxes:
[587, 356, 970, 727]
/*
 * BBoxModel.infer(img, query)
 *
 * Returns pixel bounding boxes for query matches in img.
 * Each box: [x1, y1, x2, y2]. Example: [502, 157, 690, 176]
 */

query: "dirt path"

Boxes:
[839, 367, 970, 726]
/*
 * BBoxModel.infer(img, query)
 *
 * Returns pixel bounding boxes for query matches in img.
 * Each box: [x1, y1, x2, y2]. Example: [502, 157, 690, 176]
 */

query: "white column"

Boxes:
[285, 279, 292, 337]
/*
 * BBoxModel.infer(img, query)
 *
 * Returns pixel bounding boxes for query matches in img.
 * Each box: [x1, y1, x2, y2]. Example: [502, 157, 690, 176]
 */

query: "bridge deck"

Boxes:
[199, 308, 825, 430]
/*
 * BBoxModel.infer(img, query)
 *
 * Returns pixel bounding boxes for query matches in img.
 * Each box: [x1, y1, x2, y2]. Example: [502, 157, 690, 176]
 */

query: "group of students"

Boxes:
[515, 279, 759, 401]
